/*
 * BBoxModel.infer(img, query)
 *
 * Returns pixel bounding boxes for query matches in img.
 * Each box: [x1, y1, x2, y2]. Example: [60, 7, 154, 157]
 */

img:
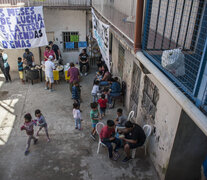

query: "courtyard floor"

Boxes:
[0, 70, 159, 180]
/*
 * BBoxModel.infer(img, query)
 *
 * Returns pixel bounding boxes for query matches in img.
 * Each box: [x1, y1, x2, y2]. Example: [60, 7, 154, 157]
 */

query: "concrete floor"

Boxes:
[0, 70, 159, 180]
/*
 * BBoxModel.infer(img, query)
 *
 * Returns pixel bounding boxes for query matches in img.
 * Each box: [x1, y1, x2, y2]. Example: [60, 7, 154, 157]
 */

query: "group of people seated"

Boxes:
[100, 109, 146, 162]
[91, 64, 122, 108]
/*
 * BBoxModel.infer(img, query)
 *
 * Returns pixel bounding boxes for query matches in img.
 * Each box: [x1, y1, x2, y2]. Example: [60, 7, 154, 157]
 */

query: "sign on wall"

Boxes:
[92, 9, 110, 71]
[0, 6, 48, 49]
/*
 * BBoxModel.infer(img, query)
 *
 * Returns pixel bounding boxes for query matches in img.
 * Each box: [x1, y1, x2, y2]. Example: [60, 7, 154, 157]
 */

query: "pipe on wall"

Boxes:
[134, 0, 144, 52]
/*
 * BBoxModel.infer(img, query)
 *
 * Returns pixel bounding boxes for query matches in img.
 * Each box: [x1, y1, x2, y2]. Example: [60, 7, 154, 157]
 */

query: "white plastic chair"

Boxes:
[127, 111, 134, 121]
[96, 122, 106, 154]
[131, 124, 152, 158]
[142, 124, 152, 155]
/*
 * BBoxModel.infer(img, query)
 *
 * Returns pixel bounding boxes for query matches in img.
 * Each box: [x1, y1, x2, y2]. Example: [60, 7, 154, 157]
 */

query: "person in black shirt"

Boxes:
[49, 41, 62, 63]
[119, 121, 146, 162]
[23, 49, 34, 67]
[0, 51, 7, 82]
[79, 49, 89, 76]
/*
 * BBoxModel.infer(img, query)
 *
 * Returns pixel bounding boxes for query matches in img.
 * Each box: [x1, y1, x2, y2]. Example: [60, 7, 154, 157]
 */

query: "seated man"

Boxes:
[100, 120, 121, 161]
[119, 121, 146, 162]
[108, 78, 121, 108]
[114, 108, 127, 127]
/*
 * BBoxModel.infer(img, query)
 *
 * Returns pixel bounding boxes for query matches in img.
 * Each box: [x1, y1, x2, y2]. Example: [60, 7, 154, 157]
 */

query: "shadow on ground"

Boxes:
[0, 70, 159, 180]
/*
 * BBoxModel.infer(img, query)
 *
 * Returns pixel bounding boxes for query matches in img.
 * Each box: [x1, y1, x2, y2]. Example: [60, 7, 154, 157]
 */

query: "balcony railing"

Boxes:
[0, 0, 91, 7]
[142, 0, 207, 105]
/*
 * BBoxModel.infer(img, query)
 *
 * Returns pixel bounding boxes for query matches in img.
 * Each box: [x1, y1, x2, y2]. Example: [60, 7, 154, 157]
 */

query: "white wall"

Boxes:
[44, 8, 87, 64]
[4, 8, 87, 71]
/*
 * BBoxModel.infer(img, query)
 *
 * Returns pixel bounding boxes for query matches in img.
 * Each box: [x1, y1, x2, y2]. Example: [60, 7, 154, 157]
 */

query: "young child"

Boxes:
[90, 102, 100, 140]
[98, 94, 108, 119]
[35, 109, 50, 142]
[73, 103, 82, 130]
[91, 80, 99, 102]
[72, 80, 81, 105]
[3, 53, 11, 82]
[20, 113, 38, 155]
[96, 70, 103, 81]
[17, 57, 24, 83]
[114, 108, 127, 127]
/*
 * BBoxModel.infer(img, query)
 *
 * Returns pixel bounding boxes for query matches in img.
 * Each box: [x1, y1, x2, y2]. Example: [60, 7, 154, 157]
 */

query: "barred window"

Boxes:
[62, 32, 79, 52]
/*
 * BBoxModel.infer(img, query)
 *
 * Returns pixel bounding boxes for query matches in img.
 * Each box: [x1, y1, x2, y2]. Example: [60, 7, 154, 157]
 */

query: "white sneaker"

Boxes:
[80, 73, 83, 76]
[84, 73, 88, 76]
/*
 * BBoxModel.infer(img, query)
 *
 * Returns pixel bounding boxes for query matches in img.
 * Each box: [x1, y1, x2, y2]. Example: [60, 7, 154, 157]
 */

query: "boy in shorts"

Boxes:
[17, 57, 24, 83]
[45, 55, 55, 92]
[90, 102, 100, 140]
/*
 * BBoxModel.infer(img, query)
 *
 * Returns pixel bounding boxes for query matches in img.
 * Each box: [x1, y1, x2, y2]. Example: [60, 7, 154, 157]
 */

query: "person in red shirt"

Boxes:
[98, 94, 108, 118]
[100, 120, 121, 160]
[44, 46, 56, 61]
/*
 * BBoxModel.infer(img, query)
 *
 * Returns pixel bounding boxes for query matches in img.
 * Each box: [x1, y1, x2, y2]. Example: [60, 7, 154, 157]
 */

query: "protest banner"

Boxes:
[92, 9, 110, 71]
[0, 6, 48, 49]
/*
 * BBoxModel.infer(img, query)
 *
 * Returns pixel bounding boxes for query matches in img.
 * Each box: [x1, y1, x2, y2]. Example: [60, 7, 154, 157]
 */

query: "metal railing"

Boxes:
[0, 0, 91, 7]
[142, 0, 207, 104]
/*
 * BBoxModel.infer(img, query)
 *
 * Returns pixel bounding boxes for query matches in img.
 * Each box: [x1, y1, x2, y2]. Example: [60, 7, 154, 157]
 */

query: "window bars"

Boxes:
[142, 0, 207, 103]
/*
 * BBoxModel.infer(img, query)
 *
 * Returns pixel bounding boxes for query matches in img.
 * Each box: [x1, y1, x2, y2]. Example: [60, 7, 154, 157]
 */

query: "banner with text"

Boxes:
[0, 6, 48, 49]
[92, 9, 110, 71]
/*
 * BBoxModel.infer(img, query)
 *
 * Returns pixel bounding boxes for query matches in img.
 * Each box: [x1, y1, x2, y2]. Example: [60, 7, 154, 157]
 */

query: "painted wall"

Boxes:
[3, 8, 87, 71]
[139, 74, 181, 180]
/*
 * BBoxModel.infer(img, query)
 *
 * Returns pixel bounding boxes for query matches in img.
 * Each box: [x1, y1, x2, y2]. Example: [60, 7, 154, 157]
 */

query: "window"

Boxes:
[142, 76, 159, 124]
[130, 63, 142, 118]
[63, 32, 79, 52]
[118, 44, 125, 77]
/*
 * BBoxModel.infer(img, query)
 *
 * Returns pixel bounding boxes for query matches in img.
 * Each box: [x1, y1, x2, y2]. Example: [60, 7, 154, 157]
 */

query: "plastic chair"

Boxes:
[142, 124, 152, 155]
[96, 122, 106, 154]
[131, 124, 152, 158]
[127, 111, 134, 121]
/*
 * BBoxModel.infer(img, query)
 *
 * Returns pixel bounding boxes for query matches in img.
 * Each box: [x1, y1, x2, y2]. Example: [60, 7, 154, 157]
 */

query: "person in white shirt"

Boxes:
[73, 103, 82, 130]
[91, 80, 99, 102]
[45, 55, 55, 92]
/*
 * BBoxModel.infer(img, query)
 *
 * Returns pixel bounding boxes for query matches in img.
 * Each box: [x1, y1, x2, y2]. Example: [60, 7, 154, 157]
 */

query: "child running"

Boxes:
[17, 57, 24, 84]
[90, 102, 100, 140]
[35, 109, 50, 142]
[20, 113, 38, 155]
[98, 94, 108, 119]
[73, 103, 82, 130]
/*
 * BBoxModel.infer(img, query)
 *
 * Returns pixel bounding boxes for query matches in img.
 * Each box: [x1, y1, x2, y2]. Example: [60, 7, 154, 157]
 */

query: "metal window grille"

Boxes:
[130, 63, 142, 118]
[141, 76, 159, 124]
[142, 0, 207, 102]
[62, 32, 79, 52]
[118, 44, 125, 77]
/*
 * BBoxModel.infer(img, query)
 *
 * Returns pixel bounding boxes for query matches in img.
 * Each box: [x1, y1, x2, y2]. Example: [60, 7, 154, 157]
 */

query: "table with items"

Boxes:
[41, 60, 64, 82]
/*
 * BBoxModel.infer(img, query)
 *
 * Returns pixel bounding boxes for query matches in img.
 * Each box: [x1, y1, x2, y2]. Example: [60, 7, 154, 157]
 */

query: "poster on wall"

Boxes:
[0, 6, 48, 49]
[92, 8, 110, 71]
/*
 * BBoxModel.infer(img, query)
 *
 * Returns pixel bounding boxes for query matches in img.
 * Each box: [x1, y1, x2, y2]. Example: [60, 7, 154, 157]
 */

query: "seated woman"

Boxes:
[99, 64, 111, 86]
[108, 77, 121, 107]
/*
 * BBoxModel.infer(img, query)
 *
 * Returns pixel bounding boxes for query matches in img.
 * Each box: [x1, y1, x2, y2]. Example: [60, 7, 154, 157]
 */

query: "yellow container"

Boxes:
[53, 70, 59, 81]
[65, 70, 70, 81]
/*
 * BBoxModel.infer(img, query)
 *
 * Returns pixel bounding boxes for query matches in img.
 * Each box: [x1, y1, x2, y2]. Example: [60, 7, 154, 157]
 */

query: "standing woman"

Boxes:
[3, 53, 11, 82]
[44, 46, 56, 61]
